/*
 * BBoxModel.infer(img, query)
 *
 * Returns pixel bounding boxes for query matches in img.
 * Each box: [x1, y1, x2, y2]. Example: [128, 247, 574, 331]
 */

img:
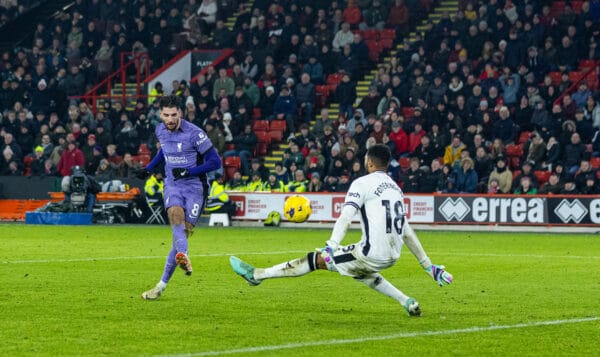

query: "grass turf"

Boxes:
[0, 224, 598, 356]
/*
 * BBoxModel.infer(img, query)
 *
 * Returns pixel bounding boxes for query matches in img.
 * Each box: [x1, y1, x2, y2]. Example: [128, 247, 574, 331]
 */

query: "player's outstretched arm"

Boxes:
[137, 149, 165, 179]
[403, 222, 453, 286]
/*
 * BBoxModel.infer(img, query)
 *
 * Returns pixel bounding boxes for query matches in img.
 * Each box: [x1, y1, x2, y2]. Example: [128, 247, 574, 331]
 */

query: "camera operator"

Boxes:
[61, 166, 101, 212]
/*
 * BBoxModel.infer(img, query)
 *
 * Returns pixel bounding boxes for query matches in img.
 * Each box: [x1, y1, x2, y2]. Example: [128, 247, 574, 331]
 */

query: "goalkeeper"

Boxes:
[230, 144, 452, 316]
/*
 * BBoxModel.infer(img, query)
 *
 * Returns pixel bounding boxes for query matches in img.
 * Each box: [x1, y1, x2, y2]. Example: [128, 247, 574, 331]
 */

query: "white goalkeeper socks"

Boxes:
[156, 280, 167, 290]
[254, 256, 312, 280]
[358, 274, 409, 305]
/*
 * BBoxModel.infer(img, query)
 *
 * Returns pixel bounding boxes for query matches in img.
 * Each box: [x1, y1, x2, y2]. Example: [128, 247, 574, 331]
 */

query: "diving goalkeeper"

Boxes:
[230, 144, 453, 316]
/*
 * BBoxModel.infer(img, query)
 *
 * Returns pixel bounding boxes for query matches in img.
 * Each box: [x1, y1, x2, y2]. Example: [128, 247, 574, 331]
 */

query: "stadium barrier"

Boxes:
[229, 192, 600, 227]
[2, 191, 599, 227]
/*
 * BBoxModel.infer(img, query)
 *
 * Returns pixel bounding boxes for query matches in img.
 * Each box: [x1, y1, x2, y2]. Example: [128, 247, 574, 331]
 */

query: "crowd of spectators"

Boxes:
[1, 0, 600, 197]
[0, 0, 40, 27]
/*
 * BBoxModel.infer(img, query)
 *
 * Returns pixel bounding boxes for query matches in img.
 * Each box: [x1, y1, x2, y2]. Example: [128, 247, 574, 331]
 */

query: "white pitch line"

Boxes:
[440, 252, 600, 260]
[2, 251, 599, 265]
[0, 251, 308, 264]
[154, 317, 600, 357]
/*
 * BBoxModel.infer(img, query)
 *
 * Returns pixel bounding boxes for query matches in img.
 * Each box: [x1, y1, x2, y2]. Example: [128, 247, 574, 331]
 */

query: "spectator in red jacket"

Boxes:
[388, 0, 410, 37]
[389, 121, 409, 157]
[343, 0, 362, 28]
[57, 141, 85, 177]
[408, 122, 427, 154]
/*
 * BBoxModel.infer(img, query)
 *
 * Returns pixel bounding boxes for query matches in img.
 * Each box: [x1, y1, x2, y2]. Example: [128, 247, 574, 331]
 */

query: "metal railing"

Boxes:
[69, 51, 150, 113]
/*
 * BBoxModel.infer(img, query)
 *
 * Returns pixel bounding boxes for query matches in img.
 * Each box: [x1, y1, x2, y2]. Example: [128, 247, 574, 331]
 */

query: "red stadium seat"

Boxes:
[137, 154, 151, 166]
[402, 107, 415, 118]
[366, 41, 382, 62]
[506, 144, 524, 170]
[579, 59, 596, 69]
[137, 143, 151, 156]
[326, 73, 343, 85]
[380, 29, 396, 40]
[534, 170, 551, 186]
[255, 143, 269, 156]
[548, 72, 562, 85]
[254, 130, 270, 144]
[270, 120, 286, 133]
[252, 120, 270, 132]
[268, 130, 283, 143]
[505, 144, 524, 158]
[518, 131, 532, 145]
[224, 156, 241, 169]
[316, 85, 331, 108]
[253, 108, 262, 119]
[590, 157, 600, 169]
[569, 71, 584, 83]
[23, 155, 34, 167]
[585, 73, 598, 90]
[379, 38, 394, 50]
[361, 29, 379, 40]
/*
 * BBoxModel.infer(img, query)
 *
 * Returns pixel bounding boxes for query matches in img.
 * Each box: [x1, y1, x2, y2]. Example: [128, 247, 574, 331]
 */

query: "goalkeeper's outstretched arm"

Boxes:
[326, 204, 358, 248]
[403, 222, 453, 286]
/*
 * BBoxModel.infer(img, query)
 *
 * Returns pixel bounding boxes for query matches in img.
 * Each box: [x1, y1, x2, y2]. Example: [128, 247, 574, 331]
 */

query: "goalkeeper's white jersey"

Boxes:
[344, 170, 406, 262]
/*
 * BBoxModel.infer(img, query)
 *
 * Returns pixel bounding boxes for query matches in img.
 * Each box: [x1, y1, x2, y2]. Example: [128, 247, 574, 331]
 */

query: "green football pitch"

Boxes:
[1, 224, 598, 356]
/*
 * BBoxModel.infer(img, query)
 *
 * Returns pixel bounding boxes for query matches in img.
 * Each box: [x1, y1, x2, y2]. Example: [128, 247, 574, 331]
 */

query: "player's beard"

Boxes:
[165, 117, 180, 131]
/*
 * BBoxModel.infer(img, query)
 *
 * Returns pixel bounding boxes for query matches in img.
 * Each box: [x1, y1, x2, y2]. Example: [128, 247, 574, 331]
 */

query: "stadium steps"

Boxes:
[95, 83, 139, 111]
[259, 0, 458, 172]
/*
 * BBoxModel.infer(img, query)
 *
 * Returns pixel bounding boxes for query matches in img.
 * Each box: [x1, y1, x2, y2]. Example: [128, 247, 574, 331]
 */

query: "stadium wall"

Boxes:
[230, 192, 600, 227]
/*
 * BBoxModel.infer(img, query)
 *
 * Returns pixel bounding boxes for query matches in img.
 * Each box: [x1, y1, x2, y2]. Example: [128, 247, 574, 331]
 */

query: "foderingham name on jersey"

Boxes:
[374, 181, 402, 197]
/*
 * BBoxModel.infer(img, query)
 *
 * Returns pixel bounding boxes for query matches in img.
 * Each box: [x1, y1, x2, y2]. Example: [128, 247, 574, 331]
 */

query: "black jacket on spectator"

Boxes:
[399, 167, 423, 193]
[232, 131, 257, 153]
[295, 81, 315, 104]
[563, 142, 586, 169]
[419, 168, 443, 192]
[358, 93, 380, 117]
[335, 81, 357, 108]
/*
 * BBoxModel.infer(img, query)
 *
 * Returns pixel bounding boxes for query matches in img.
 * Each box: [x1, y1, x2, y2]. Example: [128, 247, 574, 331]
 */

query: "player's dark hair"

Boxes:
[367, 144, 391, 168]
[159, 95, 181, 109]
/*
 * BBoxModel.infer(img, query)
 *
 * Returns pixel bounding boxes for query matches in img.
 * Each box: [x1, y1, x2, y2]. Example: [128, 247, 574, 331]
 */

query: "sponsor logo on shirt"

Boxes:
[347, 191, 360, 198]
[196, 131, 207, 146]
[165, 155, 187, 164]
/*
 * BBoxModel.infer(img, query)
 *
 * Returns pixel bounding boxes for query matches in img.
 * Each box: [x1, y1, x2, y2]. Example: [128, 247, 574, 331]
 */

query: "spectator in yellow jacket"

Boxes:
[443, 134, 466, 166]
[286, 169, 308, 192]
[246, 171, 264, 191]
[205, 173, 236, 217]
[261, 173, 286, 192]
[144, 172, 164, 202]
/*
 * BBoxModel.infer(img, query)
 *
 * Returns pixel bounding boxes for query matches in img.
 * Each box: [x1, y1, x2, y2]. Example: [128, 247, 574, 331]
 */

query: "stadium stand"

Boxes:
[0, 0, 599, 196]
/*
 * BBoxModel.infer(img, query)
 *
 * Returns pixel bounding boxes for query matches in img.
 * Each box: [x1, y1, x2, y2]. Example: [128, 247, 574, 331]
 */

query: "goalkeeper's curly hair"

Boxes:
[366, 144, 391, 168]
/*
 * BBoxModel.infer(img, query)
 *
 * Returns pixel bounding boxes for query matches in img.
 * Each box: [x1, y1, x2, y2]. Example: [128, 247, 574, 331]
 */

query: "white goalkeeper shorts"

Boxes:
[321, 243, 396, 278]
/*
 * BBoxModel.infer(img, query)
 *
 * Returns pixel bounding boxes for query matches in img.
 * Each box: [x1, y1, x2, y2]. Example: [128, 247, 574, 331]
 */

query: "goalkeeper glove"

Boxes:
[136, 169, 151, 180]
[425, 264, 453, 286]
[319, 244, 337, 271]
[172, 168, 190, 180]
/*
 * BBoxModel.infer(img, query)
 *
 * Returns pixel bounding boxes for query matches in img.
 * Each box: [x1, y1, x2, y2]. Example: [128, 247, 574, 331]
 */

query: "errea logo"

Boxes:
[438, 198, 470, 221]
[554, 199, 588, 223]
